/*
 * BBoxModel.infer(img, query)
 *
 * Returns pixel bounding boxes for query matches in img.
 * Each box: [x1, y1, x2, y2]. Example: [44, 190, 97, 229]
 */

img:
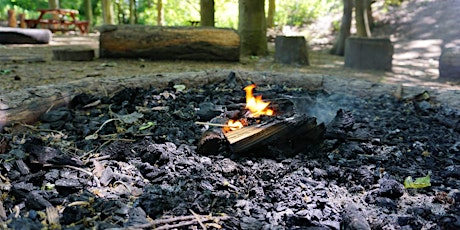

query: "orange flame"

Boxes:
[224, 84, 274, 132]
[244, 84, 274, 117]
[225, 119, 244, 132]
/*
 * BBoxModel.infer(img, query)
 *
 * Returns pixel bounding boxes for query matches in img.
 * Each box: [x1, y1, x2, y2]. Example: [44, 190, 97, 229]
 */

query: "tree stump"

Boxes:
[7, 9, 16, 28]
[99, 25, 240, 61]
[53, 48, 95, 61]
[275, 36, 309, 65]
[344, 37, 393, 71]
[439, 47, 460, 79]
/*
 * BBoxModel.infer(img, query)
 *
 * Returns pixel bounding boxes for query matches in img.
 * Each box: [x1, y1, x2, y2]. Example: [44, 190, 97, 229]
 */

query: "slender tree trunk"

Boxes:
[157, 0, 163, 26]
[48, 0, 60, 30]
[355, 0, 371, 37]
[331, 0, 353, 56]
[129, 0, 136, 24]
[200, 0, 215, 27]
[48, 0, 59, 9]
[85, 0, 93, 31]
[367, 0, 374, 30]
[266, 0, 275, 28]
[102, 0, 115, 25]
[238, 0, 267, 56]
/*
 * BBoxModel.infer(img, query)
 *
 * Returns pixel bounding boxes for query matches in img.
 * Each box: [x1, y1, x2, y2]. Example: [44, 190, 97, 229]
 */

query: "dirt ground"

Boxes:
[0, 0, 459, 94]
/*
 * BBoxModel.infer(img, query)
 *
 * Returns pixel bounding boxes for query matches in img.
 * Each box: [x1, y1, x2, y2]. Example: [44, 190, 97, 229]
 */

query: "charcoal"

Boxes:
[8, 217, 43, 230]
[99, 167, 114, 186]
[0, 78, 459, 229]
[125, 207, 149, 227]
[341, 203, 371, 230]
[25, 191, 52, 210]
[378, 178, 404, 199]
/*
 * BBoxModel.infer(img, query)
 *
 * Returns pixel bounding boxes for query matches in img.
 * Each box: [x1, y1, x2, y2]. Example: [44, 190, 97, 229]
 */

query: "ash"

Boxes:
[0, 73, 459, 229]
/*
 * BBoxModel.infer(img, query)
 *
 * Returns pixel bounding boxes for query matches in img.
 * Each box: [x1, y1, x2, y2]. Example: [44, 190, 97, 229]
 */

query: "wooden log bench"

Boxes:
[0, 27, 52, 44]
[99, 25, 240, 61]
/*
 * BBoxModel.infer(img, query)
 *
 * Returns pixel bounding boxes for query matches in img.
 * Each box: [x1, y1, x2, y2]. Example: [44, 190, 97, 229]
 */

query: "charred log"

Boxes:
[197, 114, 325, 157]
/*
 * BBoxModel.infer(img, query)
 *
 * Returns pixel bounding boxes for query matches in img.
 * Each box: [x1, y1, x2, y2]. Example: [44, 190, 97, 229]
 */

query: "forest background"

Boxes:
[0, 0, 400, 40]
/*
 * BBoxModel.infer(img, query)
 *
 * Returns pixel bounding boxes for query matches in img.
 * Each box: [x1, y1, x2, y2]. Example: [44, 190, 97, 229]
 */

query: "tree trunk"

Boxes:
[129, 0, 136, 24]
[157, 0, 163, 26]
[355, 0, 371, 37]
[48, 0, 60, 28]
[266, 0, 275, 28]
[48, 0, 59, 9]
[200, 0, 215, 27]
[85, 0, 93, 32]
[238, 0, 267, 56]
[99, 25, 240, 61]
[330, 0, 353, 56]
[102, 0, 115, 25]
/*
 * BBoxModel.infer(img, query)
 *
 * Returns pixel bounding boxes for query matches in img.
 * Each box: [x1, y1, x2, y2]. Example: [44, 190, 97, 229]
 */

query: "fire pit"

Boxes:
[0, 71, 459, 229]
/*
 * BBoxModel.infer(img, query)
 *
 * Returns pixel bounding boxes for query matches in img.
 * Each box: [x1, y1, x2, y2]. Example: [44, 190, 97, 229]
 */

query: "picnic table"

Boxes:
[25, 9, 89, 34]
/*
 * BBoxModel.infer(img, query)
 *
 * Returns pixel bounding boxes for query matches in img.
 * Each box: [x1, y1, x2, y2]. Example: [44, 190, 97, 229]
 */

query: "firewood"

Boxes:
[197, 114, 325, 156]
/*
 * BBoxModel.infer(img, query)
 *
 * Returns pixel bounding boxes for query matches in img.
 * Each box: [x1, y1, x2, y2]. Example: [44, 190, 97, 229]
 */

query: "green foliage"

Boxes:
[0, 0, 342, 29]
[275, 0, 341, 26]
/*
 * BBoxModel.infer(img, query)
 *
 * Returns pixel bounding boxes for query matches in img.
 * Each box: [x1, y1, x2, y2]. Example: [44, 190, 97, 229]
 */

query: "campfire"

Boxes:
[197, 83, 325, 156]
[224, 84, 274, 132]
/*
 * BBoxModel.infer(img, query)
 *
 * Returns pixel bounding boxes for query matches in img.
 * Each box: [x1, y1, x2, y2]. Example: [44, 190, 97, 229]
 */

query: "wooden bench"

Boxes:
[25, 9, 89, 34]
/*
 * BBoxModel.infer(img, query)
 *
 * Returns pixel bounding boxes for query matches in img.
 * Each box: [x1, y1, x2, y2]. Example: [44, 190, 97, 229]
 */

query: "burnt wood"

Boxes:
[99, 25, 240, 61]
[197, 114, 325, 157]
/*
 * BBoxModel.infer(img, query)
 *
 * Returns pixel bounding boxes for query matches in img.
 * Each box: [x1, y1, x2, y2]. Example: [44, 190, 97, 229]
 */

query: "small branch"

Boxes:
[195, 121, 228, 127]
[126, 213, 229, 230]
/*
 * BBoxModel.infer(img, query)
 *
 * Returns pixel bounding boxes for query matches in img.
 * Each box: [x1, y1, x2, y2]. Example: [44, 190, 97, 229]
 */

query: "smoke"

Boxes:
[286, 93, 359, 125]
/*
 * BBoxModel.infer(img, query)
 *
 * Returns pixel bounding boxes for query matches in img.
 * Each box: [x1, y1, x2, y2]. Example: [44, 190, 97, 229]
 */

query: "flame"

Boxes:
[225, 119, 244, 132]
[244, 84, 274, 117]
[223, 84, 274, 132]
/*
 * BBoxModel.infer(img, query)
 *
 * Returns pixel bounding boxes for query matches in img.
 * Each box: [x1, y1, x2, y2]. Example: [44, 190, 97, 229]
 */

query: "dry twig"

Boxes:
[125, 213, 229, 230]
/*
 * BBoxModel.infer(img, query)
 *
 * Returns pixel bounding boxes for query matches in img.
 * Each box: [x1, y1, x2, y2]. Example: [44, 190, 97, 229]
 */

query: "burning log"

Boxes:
[197, 114, 325, 157]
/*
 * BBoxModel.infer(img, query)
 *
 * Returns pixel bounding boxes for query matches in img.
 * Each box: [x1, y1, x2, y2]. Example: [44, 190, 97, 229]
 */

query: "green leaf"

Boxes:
[139, 121, 156, 131]
[404, 173, 431, 189]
